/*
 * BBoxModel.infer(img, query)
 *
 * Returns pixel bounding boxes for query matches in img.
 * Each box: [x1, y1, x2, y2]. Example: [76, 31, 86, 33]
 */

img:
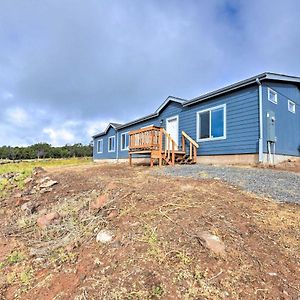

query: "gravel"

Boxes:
[156, 165, 300, 204]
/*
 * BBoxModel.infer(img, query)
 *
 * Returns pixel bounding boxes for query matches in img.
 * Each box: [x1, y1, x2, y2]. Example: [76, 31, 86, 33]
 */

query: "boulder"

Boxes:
[20, 201, 38, 214]
[40, 180, 58, 189]
[37, 212, 60, 229]
[90, 195, 107, 210]
[198, 232, 225, 256]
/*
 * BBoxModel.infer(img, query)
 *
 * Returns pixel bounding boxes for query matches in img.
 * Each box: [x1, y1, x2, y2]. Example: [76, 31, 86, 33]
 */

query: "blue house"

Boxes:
[93, 72, 300, 165]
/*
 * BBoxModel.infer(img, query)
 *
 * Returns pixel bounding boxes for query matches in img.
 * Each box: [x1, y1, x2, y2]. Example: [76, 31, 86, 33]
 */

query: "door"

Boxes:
[166, 116, 179, 150]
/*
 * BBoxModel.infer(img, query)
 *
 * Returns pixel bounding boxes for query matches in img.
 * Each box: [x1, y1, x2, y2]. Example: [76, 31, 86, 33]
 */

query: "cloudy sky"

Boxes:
[1, 0, 300, 146]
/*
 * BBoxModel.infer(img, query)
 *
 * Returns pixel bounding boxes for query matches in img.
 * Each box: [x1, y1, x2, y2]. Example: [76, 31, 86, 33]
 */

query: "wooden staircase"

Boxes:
[128, 126, 199, 167]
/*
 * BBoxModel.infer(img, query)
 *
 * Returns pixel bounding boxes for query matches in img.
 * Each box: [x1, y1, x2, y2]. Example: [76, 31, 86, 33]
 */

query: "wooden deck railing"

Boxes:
[129, 126, 161, 151]
[181, 131, 199, 163]
[129, 126, 198, 166]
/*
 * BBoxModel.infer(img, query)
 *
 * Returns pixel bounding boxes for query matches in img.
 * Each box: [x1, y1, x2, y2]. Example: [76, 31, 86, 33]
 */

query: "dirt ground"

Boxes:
[0, 163, 300, 299]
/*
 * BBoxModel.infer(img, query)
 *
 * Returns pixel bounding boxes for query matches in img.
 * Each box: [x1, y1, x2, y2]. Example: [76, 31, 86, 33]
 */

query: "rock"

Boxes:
[24, 177, 33, 184]
[96, 229, 113, 243]
[20, 201, 38, 214]
[40, 180, 58, 189]
[33, 167, 46, 175]
[40, 188, 53, 194]
[14, 192, 22, 198]
[107, 209, 118, 220]
[29, 247, 49, 257]
[37, 212, 60, 229]
[106, 182, 117, 190]
[90, 195, 107, 210]
[198, 232, 225, 256]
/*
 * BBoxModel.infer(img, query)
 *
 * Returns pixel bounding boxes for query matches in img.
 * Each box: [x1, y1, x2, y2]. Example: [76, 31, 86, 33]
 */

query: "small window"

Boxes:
[268, 88, 278, 104]
[108, 136, 115, 152]
[97, 139, 103, 153]
[121, 132, 129, 150]
[288, 100, 296, 113]
[197, 104, 226, 141]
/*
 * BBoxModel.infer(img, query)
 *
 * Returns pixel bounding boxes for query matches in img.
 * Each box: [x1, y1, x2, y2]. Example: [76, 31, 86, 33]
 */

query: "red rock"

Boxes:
[90, 195, 107, 210]
[107, 210, 118, 220]
[37, 212, 60, 229]
[198, 232, 226, 256]
[106, 182, 117, 190]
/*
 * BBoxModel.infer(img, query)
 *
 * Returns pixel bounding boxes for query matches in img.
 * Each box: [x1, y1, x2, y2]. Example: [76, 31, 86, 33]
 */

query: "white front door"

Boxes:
[166, 116, 179, 150]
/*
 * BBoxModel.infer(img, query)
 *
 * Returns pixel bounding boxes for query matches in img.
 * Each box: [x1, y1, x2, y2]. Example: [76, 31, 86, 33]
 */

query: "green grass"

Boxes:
[0, 158, 92, 195]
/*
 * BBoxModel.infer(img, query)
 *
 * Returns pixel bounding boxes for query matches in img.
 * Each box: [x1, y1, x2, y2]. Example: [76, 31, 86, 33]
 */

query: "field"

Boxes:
[0, 160, 300, 299]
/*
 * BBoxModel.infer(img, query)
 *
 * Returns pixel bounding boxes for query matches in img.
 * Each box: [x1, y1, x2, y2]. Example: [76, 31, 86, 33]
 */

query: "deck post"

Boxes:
[129, 153, 132, 166]
[172, 141, 175, 166]
[159, 128, 163, 167]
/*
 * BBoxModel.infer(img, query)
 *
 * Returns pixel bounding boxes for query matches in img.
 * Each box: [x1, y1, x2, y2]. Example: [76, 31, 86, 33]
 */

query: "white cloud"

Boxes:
[43, 127, 75, 146]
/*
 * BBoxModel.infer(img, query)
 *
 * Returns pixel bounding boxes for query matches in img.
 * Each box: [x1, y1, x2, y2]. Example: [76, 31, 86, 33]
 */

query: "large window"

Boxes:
[196, 104, 226, 141]
[108, 136, 115, 152]
[97, 139, 103, 153]
[121, 132, 129, 150]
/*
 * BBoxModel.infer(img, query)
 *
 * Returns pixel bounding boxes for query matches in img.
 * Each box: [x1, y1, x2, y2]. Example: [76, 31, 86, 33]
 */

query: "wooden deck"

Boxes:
[128, 126, 199, 167]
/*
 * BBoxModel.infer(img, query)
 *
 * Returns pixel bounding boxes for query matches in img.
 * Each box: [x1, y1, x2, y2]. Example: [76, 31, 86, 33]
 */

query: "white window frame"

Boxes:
[120, 132, 129, 151]
[108, 135, 115, 152]
[288, 100, 296, 114]
[97, 139, 103, 153]
[268, 88, 278, 104]
[196, 104, 227, 142]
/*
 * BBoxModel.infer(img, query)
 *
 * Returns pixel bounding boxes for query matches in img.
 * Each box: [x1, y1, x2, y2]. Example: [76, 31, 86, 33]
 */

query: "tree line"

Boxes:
[0, 143, 93, 160]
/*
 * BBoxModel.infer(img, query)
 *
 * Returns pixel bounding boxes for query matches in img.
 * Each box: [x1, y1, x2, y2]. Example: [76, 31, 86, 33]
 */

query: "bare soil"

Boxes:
[0, 163, 300, 299]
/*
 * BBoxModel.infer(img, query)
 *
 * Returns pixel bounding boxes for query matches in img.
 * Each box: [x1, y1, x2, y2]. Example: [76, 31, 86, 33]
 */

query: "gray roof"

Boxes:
[93, 96, 186, 137]
[184, 72, 300, 106]
[93, 72, 300, 138]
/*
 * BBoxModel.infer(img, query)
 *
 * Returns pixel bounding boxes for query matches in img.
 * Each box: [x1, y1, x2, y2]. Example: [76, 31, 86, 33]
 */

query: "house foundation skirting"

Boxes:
[94, 153, 300, 165]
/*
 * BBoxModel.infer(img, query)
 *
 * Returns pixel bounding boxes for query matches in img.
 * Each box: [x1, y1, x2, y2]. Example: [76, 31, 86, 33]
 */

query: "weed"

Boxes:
[20, 268, 33, 285]
[7, 272, 17, 284]
[151, 285, 164, 297]
[7, 251, 24, 264]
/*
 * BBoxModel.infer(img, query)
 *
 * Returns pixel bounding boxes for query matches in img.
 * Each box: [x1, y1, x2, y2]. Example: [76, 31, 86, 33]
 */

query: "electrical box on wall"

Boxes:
[266, 111, 276, 142]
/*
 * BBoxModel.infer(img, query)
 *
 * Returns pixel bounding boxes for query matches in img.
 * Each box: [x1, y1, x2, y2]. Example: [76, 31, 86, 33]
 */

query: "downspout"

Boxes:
[256, 78, 263, 163]
[116, 129, 119, 162]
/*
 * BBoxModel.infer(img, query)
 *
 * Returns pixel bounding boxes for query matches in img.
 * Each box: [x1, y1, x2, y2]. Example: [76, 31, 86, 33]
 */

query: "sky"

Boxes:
[1, 0, 300, 146]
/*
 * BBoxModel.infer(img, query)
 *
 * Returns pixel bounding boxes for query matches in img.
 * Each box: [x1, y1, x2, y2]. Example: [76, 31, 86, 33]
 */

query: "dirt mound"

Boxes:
[0, 164, 299, 299]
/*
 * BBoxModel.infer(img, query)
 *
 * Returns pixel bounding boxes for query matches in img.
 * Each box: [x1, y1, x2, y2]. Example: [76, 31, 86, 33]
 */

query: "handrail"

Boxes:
[129, 126, 160, 135]
[181, 130, 198, 163]
[182, 131, 199, 148]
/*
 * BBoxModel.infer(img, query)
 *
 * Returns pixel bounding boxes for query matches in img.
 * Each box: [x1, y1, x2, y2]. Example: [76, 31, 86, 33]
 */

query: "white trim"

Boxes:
[120, 132, 129, 151]
[97, 139, 103, 153]
[196, 104, 226, 142]
[166, 115, 179, 146]
[155, 96, 186, 113]
[141, 124, 154, 129]
[267, 88, 278, 104]
[108, 135, 115, 152]
[288, 100, 296, 114]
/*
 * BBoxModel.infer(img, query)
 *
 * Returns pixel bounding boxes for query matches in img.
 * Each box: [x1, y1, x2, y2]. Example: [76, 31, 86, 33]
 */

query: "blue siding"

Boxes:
[262, 81, 300, 156]
[181, 85, 259, 155]
[93, 126, 118, 160]
[117, 102, 183, 159]
[93, 87, 260, 159]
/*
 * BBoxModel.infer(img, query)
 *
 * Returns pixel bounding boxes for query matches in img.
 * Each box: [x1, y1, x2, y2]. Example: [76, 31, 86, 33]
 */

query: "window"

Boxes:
[196, 104, 226, 141]
[268, 88, 278, 104]
[108, 136, 115, 152]
[121, 132, 129, 150]
[97, 139, 103, 153]
[288, 100, 296, 113]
